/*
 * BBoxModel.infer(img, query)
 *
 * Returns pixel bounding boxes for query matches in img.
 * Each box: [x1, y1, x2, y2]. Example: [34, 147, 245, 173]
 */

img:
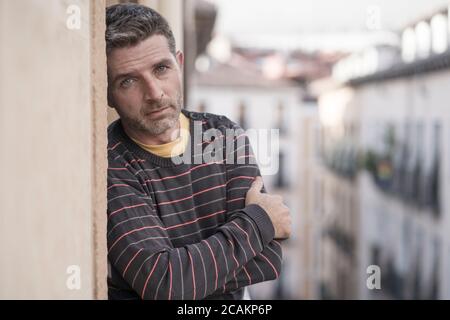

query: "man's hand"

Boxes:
[245, 176, 292, 239]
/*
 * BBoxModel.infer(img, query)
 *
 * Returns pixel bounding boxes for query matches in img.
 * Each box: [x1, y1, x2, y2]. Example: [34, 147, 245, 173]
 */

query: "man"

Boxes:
[106, 3, 291, 300]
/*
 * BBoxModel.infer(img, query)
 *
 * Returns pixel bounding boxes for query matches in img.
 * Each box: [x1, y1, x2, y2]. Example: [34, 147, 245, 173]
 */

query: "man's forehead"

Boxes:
[107, 35, 174, 73]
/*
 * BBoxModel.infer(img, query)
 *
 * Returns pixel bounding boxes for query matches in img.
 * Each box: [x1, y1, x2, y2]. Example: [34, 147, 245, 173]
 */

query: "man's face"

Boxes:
[107, 35, 184, 136]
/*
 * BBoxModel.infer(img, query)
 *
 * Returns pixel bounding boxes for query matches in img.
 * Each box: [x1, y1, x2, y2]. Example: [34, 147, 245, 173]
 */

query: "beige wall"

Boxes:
[0, 0, 107, 299]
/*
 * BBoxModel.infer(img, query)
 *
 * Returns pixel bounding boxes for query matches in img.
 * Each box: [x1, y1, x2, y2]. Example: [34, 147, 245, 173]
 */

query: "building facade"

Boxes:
[316, 6, 450, 299]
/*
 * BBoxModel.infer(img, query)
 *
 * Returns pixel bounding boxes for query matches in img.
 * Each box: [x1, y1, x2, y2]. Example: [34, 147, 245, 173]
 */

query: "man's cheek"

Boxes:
[116, 94, 137, 112]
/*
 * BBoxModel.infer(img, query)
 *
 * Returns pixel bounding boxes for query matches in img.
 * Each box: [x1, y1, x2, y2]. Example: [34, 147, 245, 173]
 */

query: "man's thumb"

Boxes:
[249, 176, 264, 193]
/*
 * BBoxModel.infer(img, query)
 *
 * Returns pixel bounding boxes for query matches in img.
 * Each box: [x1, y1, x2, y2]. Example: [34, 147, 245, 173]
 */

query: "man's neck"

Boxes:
[123, 121, 180, 146]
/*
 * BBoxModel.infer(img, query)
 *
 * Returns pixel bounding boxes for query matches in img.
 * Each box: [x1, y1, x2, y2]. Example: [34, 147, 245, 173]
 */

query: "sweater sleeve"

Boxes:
[218, 118, 284, 294]
[107, 152, 275, 300]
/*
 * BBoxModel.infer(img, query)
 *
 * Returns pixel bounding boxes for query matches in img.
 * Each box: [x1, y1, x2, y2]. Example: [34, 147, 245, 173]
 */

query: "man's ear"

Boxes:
[176, 50, 184, 69]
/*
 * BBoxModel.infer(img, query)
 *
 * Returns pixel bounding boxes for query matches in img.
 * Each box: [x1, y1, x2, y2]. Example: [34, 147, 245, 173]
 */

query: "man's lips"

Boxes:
[146, 106, 169, 116]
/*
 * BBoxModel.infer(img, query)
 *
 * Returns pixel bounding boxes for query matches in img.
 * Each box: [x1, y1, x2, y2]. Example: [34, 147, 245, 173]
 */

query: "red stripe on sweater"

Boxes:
[125, 159, 146, 167]
[226, 176, 255, 184]
[107, 184, 130, 191]
[109, 209, 226, 252]
[243, 266, 252, 285]
[108, 142, 121, 151]
[259, 253, 279, 278]
[156, 184, 226, 206]
[141, 253, 161, 299]
[188, 251, 196, 300]
[123, 248, 143, 278]
[165, 209, 226, 231]
[228, 240, 239, 290]
[205, 241, 219, 290]
[231, 221, 257, 256]
[142, 162, 222, 184]
[168, 262, 172, 300]
[109, 203, 147, 219]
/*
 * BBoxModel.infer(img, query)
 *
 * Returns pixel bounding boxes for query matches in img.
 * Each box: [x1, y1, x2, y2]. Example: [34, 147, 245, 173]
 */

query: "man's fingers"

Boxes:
[249, 176, 264, 193]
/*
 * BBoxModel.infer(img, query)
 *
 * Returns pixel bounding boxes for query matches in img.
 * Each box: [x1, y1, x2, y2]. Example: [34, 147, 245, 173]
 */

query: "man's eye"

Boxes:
[120, 78, 135, 88]
[156, 65, 168, 74]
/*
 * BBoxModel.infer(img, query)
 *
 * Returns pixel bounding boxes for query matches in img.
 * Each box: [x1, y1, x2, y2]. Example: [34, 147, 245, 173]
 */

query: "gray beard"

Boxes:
[121, 93, 183, 136]
[137, 109, 179, 135]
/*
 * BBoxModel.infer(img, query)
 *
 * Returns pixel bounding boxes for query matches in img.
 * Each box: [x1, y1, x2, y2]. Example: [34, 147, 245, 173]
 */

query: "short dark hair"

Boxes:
[105, 3, 176, 55]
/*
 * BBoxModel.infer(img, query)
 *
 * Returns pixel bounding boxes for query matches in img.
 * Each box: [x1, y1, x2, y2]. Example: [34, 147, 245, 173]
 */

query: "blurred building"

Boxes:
[314, 6, 450, 299]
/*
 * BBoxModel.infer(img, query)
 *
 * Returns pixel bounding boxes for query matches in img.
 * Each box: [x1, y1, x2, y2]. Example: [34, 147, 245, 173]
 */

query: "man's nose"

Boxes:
[142, 76, 162, 101]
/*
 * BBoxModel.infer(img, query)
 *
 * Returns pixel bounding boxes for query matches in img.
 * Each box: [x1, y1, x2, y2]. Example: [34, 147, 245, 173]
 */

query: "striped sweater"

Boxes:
[107, 109, 283, 300]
